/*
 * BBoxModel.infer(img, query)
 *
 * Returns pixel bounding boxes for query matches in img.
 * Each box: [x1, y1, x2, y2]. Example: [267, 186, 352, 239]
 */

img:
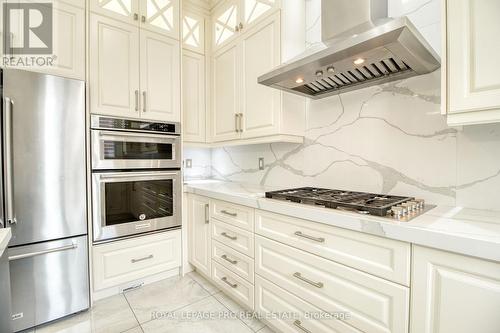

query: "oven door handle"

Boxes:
[97, 130, 180, 142]
[98, 172, 179, 182]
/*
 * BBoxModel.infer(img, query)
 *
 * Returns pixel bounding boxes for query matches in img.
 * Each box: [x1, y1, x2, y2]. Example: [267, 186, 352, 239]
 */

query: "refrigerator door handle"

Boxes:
[2, 97, 16, 225]
[8, 243, 77, 261]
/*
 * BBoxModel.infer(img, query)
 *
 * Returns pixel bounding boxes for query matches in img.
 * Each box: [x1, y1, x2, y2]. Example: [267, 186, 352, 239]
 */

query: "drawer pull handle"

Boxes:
[294, 231, 325, 243]
[221, 254, 238, 265]
[131, 254, 154, 263]
[205, 203, 209, 224]
[221, 232, 237, 240]
[293, 272, 324, 288]
[293, 320, 312, 333]
[221, 210, 237, 217]
[221, 276, 238, 288]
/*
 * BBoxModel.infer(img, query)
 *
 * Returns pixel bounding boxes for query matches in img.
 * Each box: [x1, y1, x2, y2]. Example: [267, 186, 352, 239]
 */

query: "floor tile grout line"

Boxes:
[212, 292, 263, 332]
[137, 293, 216, 326]
[187, 271, 221, 295]
[122, 293, 144, 333]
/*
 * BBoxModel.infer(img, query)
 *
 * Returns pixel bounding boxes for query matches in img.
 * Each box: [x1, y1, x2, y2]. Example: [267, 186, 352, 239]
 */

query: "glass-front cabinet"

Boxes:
[212, 0, 278, 50]
[91, 0, 179, 39]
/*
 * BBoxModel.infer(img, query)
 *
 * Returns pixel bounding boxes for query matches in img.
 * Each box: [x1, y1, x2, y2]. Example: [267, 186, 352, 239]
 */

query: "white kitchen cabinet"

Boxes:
[212, 41, 240, 142]
[92, 230, 181, 292]
[212, 0, 239, 50]
[212, 0, 279, 52]
[140, 30, 180, 122]
[182, 50, 206, 142]
[1, 0, 85, 80]
[187, 194, 211, 277]
[411, 245, 500, 333]
[91, 0, 179, 39]
[256, 235, 409, 333]
[90, 0, 139, 25]
[444, 0, 500, 125]
[182, 12, 205, 54]
[211, 10, 305, 144]
[90, 14, 140, 118]
[239, 12, 280, 138]
[139, 0, 180, 39]
[90, 13, 180, 121]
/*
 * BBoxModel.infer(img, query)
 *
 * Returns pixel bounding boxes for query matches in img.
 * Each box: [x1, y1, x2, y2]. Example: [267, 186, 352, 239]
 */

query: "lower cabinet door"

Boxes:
[255, 275, 362, 333]
[212, 260, 254, 310]
[9, 235, 89, 332]
[411, 245, 500, 333]
[92, 230, 181, 291]
[255, 235, 409, 333]
[187, 194, 211, 277]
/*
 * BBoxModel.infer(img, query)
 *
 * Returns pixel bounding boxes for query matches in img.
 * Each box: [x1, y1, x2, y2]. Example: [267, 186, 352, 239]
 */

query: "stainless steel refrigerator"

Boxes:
[1, 69, 89, 332]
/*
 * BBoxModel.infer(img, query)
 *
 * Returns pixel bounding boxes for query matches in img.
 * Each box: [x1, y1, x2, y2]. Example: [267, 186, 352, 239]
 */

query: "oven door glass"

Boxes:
[103, 141, 173, 160]
[92, 130, 181, 169]
[104, 179, 173, 226]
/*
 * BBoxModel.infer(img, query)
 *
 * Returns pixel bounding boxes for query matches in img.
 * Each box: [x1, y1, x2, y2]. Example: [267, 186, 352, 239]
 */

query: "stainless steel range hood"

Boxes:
[258, 0, 440, 99]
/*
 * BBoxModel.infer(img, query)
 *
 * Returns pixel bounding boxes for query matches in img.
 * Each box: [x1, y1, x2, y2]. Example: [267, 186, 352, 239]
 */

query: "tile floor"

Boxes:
[28, 271, 274, 333]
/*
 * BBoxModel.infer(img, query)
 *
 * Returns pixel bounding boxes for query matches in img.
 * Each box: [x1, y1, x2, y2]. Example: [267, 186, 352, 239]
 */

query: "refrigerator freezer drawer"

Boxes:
[8, 235, 89, 332]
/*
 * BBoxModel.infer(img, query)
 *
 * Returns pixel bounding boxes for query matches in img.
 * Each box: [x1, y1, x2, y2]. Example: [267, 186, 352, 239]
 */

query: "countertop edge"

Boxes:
[0, 228, 12, 256]
[185, 183, 500, 263]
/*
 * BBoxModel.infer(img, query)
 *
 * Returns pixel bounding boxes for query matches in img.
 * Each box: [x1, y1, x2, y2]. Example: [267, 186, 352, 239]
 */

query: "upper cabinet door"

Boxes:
[90, 0, 140, 25]
[182, 12, 205, 54]
[212, 42, 240, 142]
[241, 0, 278, 30]
[240, 12, 280, 139]
[183, 50, 206, 142]
[140, 30, 180, 122]
[90, 14, 140, 118]
[212, 0, 239, 50]
[2, 0, 85, 80]
[139, 0, 180, 39]
[447, 0, 500, 121]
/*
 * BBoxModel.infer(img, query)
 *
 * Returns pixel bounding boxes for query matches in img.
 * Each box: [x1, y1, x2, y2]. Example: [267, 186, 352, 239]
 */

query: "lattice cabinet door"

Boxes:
[242, 0, 278, 30]
[139, 0, 180, 39]
[212, 0, 239, 50]
[182, 12, 205, 54]
[90, 0, 140, 25]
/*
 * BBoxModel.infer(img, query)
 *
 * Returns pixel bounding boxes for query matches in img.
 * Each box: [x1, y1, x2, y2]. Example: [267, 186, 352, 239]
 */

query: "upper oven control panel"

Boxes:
[90, 115, 180, 135]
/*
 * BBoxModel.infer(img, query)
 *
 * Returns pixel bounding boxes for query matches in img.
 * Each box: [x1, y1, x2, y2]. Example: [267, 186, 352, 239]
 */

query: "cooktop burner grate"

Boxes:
[265, 187, 414, 217]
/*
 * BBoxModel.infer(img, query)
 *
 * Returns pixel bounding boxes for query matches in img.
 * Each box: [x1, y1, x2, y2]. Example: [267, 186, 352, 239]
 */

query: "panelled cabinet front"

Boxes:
[187, 194, 211, 277]
[89, 2, 180, 121]
[445, 0, 500, 125]
[90, 14, 140, 118]
[410, 245, 500, 333]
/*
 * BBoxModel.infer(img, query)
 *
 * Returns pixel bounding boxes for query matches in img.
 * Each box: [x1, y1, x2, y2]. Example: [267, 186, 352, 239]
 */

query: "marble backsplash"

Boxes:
[184, 0, 500, 211]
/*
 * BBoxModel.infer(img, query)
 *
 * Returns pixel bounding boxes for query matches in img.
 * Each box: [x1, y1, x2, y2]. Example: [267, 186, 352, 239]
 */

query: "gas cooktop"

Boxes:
[265, 187, 435, 221]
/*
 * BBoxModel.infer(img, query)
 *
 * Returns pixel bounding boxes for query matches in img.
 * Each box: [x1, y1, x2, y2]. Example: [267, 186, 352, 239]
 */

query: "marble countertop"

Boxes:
[184, 180, 500, 262]
[0, 228, 11, 257]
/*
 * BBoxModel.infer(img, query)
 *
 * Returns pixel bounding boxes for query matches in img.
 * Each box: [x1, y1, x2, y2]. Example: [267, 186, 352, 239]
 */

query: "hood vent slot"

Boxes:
[293, 57, 412, 97]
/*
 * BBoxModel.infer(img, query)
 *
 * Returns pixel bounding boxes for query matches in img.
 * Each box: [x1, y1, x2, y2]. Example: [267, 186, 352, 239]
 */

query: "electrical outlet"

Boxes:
[258, 157, 265, 170]
[185, 159, 192, 168]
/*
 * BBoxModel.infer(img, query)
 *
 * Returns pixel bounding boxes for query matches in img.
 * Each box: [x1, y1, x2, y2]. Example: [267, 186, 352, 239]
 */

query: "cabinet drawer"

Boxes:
[210, 199, 254, 231]
[255, 209, 410, 285]
[255, 275, 362, 333]
[93, 230, 181, 291]
[212, 239, 254, 283]
[255, 235, 409, 333]
[212, 260, 254, 310]
[212, 220, 254, 258]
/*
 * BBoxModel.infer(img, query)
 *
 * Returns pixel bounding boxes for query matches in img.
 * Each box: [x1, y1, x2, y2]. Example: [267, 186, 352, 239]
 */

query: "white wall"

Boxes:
[185, 0, 500, 211]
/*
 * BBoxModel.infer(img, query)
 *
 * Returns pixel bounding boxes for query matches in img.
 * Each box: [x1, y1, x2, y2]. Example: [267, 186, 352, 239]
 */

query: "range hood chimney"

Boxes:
[258, 0, 440, 99]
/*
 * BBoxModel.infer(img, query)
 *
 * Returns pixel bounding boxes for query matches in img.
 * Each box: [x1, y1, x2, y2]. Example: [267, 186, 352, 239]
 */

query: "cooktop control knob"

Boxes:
[391, 206, 406, 218]
[415, 199, 425, 209]
[401, 202, 416, 212]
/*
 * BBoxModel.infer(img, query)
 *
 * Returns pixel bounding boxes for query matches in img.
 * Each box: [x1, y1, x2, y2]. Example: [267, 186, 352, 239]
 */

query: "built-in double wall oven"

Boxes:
[91, 115, 181, 243]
